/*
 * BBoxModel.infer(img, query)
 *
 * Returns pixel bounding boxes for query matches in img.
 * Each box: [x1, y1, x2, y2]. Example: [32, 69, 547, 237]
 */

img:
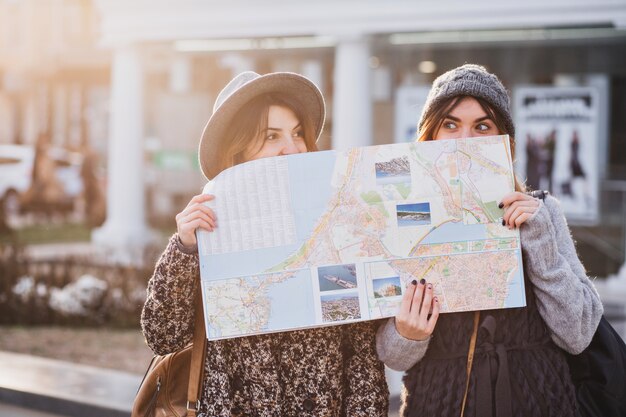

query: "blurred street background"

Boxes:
[1, 1, 626, 416]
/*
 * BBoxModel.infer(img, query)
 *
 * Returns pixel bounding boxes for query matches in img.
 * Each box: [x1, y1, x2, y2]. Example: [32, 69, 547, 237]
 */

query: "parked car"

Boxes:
[0, 144, 83, 220]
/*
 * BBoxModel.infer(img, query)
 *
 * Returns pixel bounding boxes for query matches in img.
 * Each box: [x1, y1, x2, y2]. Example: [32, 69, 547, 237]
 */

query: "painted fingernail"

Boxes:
[411, 279, 417, 285]
[427, 284, 432, 289]
[502, 219, 506, 226]
[419, 278, 426, 285]
[434, 297, 438, 302]
[498, 202, 504, 209]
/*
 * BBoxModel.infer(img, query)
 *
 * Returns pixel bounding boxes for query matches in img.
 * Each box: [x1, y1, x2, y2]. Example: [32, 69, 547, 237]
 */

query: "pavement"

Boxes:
[0, 351, 141, 417]
[0, 403, 67, 417]
[0, 350, 401, 417]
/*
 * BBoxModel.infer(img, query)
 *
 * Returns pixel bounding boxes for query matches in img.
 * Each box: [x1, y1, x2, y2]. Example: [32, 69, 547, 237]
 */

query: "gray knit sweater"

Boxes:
[377, 195, 604, 371]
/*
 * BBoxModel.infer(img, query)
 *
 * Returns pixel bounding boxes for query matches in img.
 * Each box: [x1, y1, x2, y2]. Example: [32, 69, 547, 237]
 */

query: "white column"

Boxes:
[22, 93, 38, 145]
[0, 93, 14, 143]
[36, 84, 49, 137]
[301, 60, 324, 97]
[332, 35, 372, 150]
[68, 83, 83, 148]
[93, 45, 149, 249]
[170, 55, 192, 94]
[52, 85, 67, 147]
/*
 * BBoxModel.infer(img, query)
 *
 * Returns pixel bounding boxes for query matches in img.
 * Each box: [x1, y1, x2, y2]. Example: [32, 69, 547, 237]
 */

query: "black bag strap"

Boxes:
[186, 283, 207, 417]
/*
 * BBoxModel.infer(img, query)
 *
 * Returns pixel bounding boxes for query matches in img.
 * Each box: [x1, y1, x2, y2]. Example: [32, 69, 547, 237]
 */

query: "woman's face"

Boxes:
[242, 105, 307, 162]
[434, 97, 500, 140]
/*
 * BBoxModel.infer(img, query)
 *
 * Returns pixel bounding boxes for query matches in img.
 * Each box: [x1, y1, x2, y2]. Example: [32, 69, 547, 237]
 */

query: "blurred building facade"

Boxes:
[0, 0, 109, 152]
[2, 0, 626, 282]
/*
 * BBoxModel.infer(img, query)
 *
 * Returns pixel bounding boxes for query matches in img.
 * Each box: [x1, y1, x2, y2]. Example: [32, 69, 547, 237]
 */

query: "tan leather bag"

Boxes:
[132, 291, 207, 417]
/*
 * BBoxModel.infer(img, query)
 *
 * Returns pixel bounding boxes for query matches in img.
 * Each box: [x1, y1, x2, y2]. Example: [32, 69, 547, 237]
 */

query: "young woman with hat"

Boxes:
[376, 64, 603, 417]
[141, 71, 389, 416]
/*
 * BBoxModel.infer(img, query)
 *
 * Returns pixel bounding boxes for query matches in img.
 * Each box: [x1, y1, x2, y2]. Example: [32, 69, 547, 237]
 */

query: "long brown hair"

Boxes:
[417, 95, 525, 192]
[213, 92, 319, 174]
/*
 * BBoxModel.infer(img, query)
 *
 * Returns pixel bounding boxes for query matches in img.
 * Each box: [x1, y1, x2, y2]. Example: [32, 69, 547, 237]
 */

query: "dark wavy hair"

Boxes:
[214, 92, 319, 173]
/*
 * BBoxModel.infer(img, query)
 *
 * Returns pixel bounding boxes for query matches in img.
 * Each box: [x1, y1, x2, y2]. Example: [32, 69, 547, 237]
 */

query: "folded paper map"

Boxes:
[197, 135, 525, 340]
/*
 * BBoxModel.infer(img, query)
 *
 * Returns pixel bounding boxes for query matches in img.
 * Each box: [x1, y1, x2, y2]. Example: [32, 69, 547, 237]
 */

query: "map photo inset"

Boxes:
[375, 155, 411, 185]
[321, 291, 361, 322]
[372, 276, 402, 298]
[397, 202, 431, 227]
[317, 264, 358, 292]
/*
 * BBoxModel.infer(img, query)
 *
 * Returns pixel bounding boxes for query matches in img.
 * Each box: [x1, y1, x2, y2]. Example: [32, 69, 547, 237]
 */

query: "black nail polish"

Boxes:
[411, 279, 417, 285]
[498, 202, 504, 209]
[419, 278, 426, 285]
[502, 219, 506, 226]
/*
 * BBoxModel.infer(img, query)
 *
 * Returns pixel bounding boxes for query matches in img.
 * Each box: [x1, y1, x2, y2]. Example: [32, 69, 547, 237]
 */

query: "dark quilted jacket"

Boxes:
[401, 274, 578, 417]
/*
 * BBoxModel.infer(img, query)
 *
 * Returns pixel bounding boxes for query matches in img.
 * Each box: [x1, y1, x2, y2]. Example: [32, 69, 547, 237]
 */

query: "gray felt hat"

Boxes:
[198, 71, 325, 180]
[417, 64, 515, 138]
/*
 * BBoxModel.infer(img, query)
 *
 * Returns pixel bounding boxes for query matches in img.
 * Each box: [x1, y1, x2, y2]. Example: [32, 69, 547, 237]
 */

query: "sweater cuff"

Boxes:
[159, 234, 199, 278]
[519, 200, 560, 273]
[174, 234, 199, 255]
[376, 318, 430, 372]
[519, 200, 552, 243]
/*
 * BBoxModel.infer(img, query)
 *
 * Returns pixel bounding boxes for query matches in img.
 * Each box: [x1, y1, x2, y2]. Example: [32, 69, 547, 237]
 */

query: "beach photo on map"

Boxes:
[320, 291, 361, 322]
[396, 202, 431, 226]
[375, 155, 411, 185]
[372, 276, 402, 298]
[317, 264, 358, 292]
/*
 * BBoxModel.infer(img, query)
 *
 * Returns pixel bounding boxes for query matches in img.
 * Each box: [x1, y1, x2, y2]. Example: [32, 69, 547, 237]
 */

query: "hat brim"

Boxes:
[199, 72, 325, 180]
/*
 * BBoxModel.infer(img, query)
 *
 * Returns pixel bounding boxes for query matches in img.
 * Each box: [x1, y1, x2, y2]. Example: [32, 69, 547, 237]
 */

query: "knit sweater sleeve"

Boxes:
[141, 234, 200, 355]
[520, 195, 603, 354]
[375, 317, 431, 371]
[342, 320, 390, 416]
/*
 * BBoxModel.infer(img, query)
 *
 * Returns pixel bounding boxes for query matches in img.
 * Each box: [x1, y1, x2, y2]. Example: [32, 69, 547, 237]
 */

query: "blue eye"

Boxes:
[443, 121, 457, 129]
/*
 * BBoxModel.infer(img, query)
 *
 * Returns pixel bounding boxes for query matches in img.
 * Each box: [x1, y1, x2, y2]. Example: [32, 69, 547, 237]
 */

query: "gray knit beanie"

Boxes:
[417, 64, 515, 138]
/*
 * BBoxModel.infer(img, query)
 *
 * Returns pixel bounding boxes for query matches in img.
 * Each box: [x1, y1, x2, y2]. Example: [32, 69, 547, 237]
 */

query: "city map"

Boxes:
[197, 135, 525, 340]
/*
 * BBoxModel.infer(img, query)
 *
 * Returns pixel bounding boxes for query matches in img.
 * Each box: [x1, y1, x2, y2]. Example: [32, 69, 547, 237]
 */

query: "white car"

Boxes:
[0, 144, 83, 218]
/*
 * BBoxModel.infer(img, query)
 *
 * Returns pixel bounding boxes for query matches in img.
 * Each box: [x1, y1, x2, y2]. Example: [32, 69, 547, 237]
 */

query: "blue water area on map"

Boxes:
[420, 221, 489, 244]
[266, 269, 316, 330]
[287, 151, 337, 241]
[207, 324, 221, 338]
[201, 151, 338, 281]
[504, 251, 526, 308]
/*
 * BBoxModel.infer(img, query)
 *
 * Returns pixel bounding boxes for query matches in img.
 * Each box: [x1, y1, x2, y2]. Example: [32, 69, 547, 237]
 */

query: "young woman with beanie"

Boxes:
[141, 71, 389, 416]
[376, 64, 603, 417]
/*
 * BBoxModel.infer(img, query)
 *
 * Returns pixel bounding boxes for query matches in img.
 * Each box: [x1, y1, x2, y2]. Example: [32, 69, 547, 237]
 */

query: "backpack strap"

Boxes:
[460, 311, 480, 417]
[186, 283, 207, 417]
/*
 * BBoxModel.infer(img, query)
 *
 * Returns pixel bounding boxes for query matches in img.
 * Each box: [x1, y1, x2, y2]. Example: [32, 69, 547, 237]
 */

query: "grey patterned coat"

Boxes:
[141, 235, 389, 417]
